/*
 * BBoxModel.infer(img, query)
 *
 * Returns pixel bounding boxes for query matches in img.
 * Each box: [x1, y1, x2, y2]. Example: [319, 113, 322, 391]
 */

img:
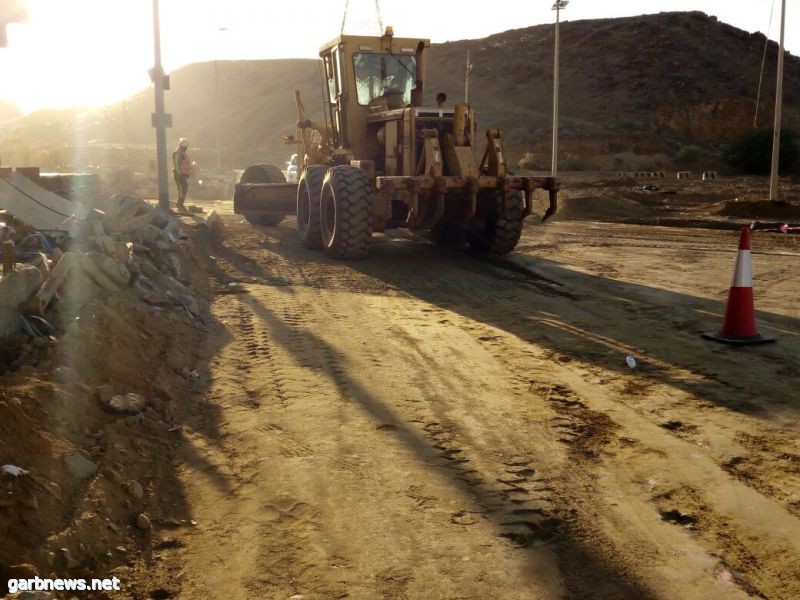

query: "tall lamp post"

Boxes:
[214, 26, 228, 171]
[151, 0, 170, 211]
[551, 0, 568, 178]
[769, 0, 786, 201]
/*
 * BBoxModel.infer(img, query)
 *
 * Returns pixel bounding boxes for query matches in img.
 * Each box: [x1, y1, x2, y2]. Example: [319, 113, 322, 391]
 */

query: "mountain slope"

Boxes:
[1, 11, 797, 171]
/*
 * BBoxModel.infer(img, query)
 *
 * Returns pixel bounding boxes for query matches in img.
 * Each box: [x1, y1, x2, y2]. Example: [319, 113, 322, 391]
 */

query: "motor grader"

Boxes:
[234, 27, 559, 258]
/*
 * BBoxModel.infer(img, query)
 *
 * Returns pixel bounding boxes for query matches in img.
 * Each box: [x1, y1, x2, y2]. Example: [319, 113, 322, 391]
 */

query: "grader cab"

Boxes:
[234, 27, 559, 258]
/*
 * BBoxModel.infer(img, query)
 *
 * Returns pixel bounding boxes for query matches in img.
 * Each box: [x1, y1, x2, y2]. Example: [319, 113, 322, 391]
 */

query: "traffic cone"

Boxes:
[702, 227, 774, 345]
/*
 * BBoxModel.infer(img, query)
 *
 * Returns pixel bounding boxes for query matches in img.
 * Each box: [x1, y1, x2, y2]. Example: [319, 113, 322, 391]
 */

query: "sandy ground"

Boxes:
[132, 191, 800, 600]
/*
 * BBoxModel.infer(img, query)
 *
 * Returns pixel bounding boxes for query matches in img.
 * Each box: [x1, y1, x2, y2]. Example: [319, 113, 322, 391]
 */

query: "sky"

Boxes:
[0, 0, 794, 114]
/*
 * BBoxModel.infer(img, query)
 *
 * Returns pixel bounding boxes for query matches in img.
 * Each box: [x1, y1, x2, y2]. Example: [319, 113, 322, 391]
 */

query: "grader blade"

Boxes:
[233, 182, 298, 218]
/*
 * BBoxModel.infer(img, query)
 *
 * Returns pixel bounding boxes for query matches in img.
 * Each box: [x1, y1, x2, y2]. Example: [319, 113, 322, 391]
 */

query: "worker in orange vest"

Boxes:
[172, 138, 192, 211]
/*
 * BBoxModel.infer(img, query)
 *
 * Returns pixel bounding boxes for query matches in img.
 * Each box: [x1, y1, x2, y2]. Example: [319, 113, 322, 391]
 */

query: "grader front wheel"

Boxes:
[297, 165, 328, 249]
[468, 189, 526, 255]
[320, 166, 373, 259]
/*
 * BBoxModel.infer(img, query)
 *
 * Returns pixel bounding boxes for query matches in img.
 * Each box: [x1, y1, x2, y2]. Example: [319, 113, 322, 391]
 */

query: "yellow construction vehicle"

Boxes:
[234, 27, 559, 258]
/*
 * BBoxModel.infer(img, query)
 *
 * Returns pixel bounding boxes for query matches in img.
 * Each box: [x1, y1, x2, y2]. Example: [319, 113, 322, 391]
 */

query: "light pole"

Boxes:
[769, 0, 786, 201]
[214, 26, 228, 171]
[551, 0, 568, 178]
[151, 0, 170, 211]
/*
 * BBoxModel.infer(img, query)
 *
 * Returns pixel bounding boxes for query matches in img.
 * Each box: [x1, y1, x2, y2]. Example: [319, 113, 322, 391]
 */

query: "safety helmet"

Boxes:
[178, 138, 189, 148]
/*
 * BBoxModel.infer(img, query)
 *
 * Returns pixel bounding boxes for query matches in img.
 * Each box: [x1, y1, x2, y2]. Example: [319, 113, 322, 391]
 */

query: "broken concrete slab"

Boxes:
[35, 252, 75, 312]
[0, 172, 88, 233]
[0, 264, 45, 338]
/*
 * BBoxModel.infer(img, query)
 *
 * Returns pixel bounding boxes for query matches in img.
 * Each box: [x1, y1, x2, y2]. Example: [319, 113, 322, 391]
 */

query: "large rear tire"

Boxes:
[467, 189, 525, 255]
[297, 165, 328, 249]
[240, 164, 286, 226]
[320, 166, 373, 259]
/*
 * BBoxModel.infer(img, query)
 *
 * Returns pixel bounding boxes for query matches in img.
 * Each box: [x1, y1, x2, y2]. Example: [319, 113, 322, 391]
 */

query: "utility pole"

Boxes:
[151, 0, 170, 211]
[464, 49, 472, 104]
[214, 26, 227, 171]
[769, 0, 786, 201]
[551, 0, 568, 178]
[122, 99, 130, 167]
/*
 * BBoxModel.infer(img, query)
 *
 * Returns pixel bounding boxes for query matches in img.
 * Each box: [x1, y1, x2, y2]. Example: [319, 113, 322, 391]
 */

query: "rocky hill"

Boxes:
[0, 100, 21, 124]
[1, 11, 798, 172]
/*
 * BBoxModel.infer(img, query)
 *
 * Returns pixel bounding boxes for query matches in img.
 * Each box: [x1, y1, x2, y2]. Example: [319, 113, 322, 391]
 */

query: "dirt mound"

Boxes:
[719, 199, 800, 220]
[0, 199, 217, 594]
[551, 193, 659, 222]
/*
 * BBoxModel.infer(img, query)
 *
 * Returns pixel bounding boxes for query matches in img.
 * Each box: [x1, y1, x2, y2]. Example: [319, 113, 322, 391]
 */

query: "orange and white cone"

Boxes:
[702, 227, 774, 345]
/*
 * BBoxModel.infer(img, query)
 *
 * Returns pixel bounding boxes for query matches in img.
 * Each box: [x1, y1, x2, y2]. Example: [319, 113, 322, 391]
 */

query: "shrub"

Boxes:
[675, 144, 701, 165]
[724, 128, 798, 175]
[517, 152, 548, 171]
[562, 154, 589, 171]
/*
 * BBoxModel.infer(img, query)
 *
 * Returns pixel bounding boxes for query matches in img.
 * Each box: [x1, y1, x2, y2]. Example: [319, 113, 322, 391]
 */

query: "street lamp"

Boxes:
[769, 0, 786, 200]
[551, 0, 568, 178]
[214, 26, 228, 171]
[151, 0, 170, 211]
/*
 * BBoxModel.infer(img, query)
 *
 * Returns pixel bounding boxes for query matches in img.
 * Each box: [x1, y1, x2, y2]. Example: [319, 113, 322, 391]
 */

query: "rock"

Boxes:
[65, 454, 97, 479]
[127, 480, 144, 499]
[21, 493, 39, 511]
[53, 365, 79, 383]
[11, 592, 55, 599]
[136, 513, 152, 531]
[70, 382, 93, 396]
[109, 393, 146, 414]
[96, 385, 114, 404]
[6, 563, 39, 579]
[44, 481, 61, 499]
[2, 464, 29, 477]
[60, 547, 79, 569]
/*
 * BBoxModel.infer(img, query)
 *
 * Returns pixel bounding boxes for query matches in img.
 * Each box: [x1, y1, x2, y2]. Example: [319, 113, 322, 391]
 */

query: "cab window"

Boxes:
[353, 52, 416, 106]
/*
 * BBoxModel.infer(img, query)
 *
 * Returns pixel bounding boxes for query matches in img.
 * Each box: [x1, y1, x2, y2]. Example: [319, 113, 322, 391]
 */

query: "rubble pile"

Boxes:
[0, 174, 213, 593]
[0, 194, 200, 359]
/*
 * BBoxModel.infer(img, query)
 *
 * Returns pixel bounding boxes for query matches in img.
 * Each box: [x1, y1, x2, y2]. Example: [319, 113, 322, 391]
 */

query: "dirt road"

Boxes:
[162, 211, 799, 599]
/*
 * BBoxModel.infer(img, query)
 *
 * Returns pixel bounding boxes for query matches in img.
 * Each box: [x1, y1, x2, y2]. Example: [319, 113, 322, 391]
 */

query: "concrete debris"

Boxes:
[0, 264, 45, 338]
[0, 192, 199, 344]
[0, 171, 88, 233]
[2, 464, 30, 477]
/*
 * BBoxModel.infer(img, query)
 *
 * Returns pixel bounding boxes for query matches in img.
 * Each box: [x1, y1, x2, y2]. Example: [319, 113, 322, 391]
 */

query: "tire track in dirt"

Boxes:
[371, 298, 657, 598]
[400, 275, 796, 599]
[179, 218, 799, 599]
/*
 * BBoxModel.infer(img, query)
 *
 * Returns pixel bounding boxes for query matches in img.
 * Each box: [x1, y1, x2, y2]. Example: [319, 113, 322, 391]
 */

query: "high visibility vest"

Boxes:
[173, 150, 191, 175]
